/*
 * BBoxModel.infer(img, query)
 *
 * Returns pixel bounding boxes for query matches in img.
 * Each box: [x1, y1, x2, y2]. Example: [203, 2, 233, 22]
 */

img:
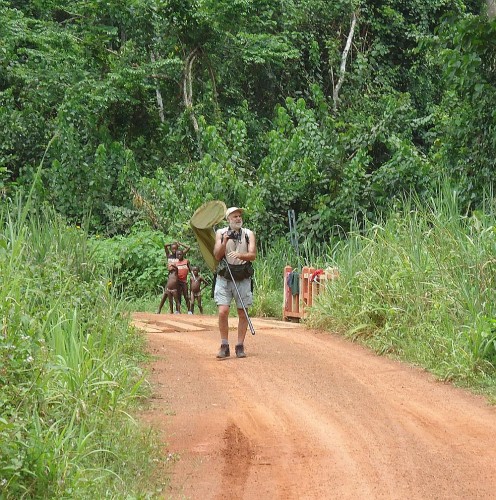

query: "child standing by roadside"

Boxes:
[175, 249, 192, 312]
[163, 241, 190, 309]
[188, 266, 208, 314]
[157, 264, 181, 314]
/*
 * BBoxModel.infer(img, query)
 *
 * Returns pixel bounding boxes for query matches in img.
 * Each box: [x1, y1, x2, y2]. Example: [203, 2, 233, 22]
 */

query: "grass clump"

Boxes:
[0, 197, 166, 498]
[307, 187, 496, 397]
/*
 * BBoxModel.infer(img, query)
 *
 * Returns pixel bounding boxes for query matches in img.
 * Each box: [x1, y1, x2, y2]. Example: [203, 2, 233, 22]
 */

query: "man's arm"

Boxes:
[213, 229, 228, 261]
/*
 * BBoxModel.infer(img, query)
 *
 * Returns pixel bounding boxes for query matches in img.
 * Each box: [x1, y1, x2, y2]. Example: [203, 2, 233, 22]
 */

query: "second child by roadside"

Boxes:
[164, 240, 190, 308]
[157, 264, 181, 314]
[175, 249, 192, 313]
[188, 266, 208, 314]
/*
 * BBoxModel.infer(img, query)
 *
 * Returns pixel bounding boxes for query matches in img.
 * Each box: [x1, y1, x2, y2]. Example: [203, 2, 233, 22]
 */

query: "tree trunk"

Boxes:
[150, 52, 165, 123]
[183, 48, 200, 135]
[332, 12, 357, 113]
[206, 58, 221, 120]
[487, 0, 496, 19]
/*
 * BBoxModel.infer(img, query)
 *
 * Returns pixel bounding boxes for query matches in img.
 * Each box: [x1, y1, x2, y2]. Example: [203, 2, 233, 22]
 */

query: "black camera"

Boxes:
[226, 229, 239, 240]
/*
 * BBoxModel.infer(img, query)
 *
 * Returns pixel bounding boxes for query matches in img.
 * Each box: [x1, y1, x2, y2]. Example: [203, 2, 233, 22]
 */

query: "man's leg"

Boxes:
[217, 304, 230, 358]
[214, 277, 233, 358]
[235, 308, 248, 358]
[237, 308, 248, 345]
[218, 305, 230, 339]
[234, 279, 252, 358]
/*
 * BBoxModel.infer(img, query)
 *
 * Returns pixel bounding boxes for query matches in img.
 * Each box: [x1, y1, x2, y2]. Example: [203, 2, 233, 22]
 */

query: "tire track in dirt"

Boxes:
[220, 423, 253, 499]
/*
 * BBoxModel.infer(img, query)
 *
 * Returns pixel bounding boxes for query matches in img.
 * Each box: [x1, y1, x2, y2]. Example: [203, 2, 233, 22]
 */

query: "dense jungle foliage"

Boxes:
[2, 2, 496, 496]
[1, 0, 495, 243]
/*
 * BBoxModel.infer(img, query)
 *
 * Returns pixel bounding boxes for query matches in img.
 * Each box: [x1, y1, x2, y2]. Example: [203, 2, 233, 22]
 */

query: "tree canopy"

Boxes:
[1, 0, 494, 241]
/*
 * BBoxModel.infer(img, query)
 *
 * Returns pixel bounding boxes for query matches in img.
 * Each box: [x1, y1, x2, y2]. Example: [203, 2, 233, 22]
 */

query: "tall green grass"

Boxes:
[250, 237, 297, 318]
[0, 197, 165, 498]
[307, 187, 496, 395]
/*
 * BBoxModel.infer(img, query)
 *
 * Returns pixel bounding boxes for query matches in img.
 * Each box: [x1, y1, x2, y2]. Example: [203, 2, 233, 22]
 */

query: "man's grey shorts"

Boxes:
[214, 276, 253, 308]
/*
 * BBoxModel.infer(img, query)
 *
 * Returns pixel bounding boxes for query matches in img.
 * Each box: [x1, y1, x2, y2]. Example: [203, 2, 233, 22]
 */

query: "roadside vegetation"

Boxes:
[0, 197, 166, 498]
[307, 187, 496, 401]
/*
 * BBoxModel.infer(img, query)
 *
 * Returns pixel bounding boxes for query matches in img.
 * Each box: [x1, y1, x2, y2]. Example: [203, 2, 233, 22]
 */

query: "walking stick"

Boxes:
[222, 257, 256, 336]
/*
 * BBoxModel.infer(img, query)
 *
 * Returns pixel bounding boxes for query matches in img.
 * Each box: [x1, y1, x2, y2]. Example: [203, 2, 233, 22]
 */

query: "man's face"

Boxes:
[228, 211, 243, 230]
[171, 244, 178, 254]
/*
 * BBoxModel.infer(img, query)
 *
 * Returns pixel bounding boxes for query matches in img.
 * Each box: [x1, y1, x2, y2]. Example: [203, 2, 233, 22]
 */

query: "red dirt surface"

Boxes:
[132, 312, 496, 500]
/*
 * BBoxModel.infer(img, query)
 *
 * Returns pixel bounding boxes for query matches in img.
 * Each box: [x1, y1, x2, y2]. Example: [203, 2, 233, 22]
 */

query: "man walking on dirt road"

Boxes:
[213, 207, 256, 359]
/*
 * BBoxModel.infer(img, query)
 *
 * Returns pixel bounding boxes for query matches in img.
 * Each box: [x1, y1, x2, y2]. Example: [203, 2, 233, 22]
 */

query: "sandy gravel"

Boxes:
[133, 312, 496, 500]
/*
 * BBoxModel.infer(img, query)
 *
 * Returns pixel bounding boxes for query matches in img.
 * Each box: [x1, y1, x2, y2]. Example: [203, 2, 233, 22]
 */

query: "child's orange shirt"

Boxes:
[176, 259, 189, 282]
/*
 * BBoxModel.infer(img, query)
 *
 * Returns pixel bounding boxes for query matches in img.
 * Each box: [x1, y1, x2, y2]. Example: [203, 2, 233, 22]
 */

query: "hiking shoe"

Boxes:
[235, 345, 246, 358]
[216, 344, 230, 359]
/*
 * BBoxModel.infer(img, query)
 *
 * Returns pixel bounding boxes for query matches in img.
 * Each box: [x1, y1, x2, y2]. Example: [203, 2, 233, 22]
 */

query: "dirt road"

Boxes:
[133, 312, 496, 500]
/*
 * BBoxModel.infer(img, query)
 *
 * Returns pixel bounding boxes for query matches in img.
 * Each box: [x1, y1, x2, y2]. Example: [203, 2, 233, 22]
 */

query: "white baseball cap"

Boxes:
[225, 206, 244, 219]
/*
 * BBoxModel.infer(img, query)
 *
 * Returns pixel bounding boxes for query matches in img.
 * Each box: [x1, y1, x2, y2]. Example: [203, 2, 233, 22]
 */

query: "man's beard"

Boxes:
[230, 221, 242, 231]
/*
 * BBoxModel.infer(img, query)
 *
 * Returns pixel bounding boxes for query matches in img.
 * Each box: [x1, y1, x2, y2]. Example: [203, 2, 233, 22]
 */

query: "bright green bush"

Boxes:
[0, 198, 163, 498]
[90, 227, 168, 297]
